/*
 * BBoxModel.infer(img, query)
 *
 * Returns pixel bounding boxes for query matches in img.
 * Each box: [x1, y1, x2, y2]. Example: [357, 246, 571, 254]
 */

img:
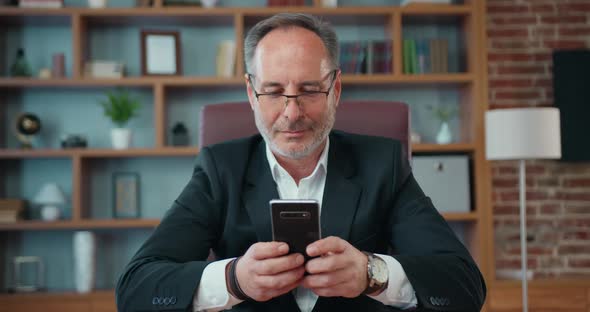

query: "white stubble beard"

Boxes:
[253, 95, 336, 160]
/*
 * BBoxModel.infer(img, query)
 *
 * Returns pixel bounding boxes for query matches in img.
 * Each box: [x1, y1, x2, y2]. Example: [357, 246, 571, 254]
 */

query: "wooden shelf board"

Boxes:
[0, 219, 159, 231]
[441, 212, 478, 221]
[0, 147, 200, 159]
[0, 145, 475, 159]
[0, 74, 471, 88]
[412, 143, 475, 153]
[0, 214, 474, 230]
[0, 5, 473, 16]
[162, 76, 243, 86]
[342, 73, 473, 84]
[78, 147, 200, 158]
[400, 3, 472, 15]
[0, 289, 114, 300]
[492, 278, 590, 288]
[0, 77, 243, 88]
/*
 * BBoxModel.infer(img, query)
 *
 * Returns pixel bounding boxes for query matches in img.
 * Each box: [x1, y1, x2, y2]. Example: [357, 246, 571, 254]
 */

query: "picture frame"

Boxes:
[112, 172, 140, 218]
[141, 30, 182, 76]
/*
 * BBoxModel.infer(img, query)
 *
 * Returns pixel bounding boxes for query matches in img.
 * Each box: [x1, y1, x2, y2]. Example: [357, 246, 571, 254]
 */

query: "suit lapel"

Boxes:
[243, 140, 279, 243]
[320, 133, 362, 242]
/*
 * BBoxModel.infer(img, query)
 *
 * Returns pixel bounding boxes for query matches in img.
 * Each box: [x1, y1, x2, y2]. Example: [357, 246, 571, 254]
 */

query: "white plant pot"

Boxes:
[435, 121, 452, 144]
[88, 0, 107, 8]
[73, 231, 96, 293]
[111, 128, 132, 149]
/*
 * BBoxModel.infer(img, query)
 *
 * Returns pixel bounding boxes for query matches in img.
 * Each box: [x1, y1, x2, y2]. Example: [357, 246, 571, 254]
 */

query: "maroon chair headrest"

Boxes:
[199, 101, 410, 159]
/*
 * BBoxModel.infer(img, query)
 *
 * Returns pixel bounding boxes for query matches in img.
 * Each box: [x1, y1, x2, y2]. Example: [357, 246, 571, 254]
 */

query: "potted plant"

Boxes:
[429, 105, 458, 144]
[100, 89, 141, 149]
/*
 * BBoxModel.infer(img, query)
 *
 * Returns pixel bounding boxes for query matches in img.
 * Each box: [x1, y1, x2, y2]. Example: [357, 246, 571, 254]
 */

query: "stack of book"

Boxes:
[18, 0, 63, 8]
[267, 0, 305, 6]
[85, 61, 125, 78]
[340, 40, 392, 75]
[0, 199, 25, 223]
[403, 38, 449, 74]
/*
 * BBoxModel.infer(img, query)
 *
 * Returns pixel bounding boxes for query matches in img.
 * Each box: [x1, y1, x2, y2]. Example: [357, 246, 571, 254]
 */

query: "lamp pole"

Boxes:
[519, 159, 528, 312]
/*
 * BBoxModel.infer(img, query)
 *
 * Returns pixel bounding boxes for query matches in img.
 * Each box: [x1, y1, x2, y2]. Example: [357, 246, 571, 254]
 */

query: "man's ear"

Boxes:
[245, 74, 255, 111]
[333, 70, 342, 108]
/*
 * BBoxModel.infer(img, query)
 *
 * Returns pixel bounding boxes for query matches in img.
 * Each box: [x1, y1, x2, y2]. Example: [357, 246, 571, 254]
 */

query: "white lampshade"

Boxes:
[34, 183, 66, 205]
[486, 107, 562, 160]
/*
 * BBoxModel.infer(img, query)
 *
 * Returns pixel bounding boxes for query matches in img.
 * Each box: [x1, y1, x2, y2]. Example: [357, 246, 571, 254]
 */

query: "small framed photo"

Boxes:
[112, 172, 140, 218]
[141, 30, 182, 76]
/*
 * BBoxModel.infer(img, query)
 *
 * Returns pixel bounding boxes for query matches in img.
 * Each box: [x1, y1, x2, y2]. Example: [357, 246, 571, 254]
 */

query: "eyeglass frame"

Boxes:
[247, 69, 339, 107]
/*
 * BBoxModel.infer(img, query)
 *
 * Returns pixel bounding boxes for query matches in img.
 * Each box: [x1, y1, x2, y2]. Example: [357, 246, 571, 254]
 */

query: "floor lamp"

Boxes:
[485, 107, 561, 312]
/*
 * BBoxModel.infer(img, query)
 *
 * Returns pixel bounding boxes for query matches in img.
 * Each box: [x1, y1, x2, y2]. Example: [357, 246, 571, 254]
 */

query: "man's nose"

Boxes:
[282, 97, 303, 121]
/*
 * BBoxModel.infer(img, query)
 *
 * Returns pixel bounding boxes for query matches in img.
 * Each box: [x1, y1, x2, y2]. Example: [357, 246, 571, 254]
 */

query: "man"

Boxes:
[116, 13, 486, 312]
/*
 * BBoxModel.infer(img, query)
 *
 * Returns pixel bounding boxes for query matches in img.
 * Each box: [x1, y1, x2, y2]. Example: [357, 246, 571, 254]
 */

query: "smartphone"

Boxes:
[270, 199, 321, 261]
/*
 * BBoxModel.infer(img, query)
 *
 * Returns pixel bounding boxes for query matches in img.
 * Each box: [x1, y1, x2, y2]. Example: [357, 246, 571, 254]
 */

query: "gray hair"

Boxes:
[244, 13, 339, 74]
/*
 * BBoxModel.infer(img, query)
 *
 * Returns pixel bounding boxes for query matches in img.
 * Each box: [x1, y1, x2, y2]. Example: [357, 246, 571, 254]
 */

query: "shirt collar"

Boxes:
[265, 137, 330, 182]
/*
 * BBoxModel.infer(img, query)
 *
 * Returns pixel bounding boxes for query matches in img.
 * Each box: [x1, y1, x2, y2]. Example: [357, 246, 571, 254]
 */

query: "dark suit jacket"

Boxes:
[116, 131, 486, 312]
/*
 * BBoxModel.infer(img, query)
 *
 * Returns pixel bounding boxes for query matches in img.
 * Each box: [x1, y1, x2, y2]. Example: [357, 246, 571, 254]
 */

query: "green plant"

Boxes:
[100, 89, 141, 128]
[428, 105, 458, 123]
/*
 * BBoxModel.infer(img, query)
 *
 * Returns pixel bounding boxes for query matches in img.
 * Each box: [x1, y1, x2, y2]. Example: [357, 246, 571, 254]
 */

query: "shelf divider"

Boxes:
[72, 155, 83, 221]
[234, 13, 245, 77]
[154, 83, 166, 148]
[72, 13, 86, 79]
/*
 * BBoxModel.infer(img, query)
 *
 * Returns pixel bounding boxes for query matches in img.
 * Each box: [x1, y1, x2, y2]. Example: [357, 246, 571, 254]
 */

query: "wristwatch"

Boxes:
[362, 252, 389, 295]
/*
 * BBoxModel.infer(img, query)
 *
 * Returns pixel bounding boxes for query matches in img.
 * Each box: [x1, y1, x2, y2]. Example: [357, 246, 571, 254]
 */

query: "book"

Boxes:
[216, 40, 236, 77]
[430, 39, 440, 73]
[18, 0, 63, 8]
[439, 39, 449, 73]
[85, 60, 125, 78]
[0, 199, 25, 223]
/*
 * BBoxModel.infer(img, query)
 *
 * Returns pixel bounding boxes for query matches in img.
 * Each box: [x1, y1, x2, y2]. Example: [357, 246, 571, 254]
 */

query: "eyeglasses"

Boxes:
[248, 70, 338, 108]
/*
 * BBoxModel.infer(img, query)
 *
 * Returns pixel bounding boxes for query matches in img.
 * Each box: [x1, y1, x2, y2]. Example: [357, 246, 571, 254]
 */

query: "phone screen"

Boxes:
[270, 199, 321, 261]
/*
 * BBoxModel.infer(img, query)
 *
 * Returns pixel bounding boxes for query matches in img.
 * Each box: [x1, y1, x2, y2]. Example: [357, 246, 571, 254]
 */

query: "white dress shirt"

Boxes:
[193, 139, 417, 311]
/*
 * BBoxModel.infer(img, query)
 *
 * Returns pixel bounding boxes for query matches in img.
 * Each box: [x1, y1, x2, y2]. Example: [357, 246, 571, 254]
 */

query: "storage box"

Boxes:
[412, 155, 471, 213]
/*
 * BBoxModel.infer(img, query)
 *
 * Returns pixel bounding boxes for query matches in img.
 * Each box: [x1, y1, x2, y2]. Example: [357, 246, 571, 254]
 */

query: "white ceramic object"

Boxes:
[73, 231, 96, 293]
[435, 121, 452, 144]
[321, 0, 337, 7]
[201, 0, 218, 8]
[88, 0, 107, 8]
[40, 205, 60, 221]
[111, 128, 132, 149]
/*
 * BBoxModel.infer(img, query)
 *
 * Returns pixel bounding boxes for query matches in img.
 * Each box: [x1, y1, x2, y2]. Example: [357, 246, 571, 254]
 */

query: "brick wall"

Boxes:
[487, 0, 590, 279]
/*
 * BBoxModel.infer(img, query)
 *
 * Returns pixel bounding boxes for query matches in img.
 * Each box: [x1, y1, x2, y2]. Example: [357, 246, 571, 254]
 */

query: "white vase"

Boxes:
[73, 231, 96, 293]
[321, 0, 337, 7]
[111, 128, 132, 149]
[435, 121, 452, 144]
[201, 0, 218, 8]
[88, 0, 107, 8]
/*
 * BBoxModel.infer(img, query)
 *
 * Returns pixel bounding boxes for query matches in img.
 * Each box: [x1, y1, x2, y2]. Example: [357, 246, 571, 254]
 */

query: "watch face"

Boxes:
[372, 257, 389, 284]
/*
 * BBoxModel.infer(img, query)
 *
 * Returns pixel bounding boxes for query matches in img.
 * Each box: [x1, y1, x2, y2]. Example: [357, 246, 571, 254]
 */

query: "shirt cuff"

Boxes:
[366, 253, 417, 309]
[193, 258, 244, 312]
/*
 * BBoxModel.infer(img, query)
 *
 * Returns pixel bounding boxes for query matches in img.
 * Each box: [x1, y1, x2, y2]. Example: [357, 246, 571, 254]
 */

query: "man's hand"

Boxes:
[234, 242, 305, 302]
[302, 236, 368, 298]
